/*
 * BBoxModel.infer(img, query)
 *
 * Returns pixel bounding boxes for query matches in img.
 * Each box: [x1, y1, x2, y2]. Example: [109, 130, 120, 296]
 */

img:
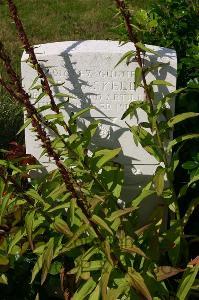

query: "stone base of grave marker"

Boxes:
[22, 40, 177, 220]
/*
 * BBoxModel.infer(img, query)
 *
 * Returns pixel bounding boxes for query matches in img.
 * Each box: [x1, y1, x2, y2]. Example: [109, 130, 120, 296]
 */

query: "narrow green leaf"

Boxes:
[110, 218, 121, 231]
[31, 84, 42, 90]
[33, 92, 47, 105]
[47, 183, 67, 200]
[26, 189, 46, 207]
[155, 266, 184, 281]
[72, 278, 96, 300]
[53, 217, 73, 237]
[168, 112, 199, 127]
[61, 237, 94, 253]
[92, 148, 121, 169]
[33, 244, 46, 255]
[153, 166, 165, 196]
[143, 62, 169, 74]
[183, 197, 199, 227]
[108, 207, 135, 222]
[75, 210, 97, 237]
[0, 193, 11, 224]
[48, 202, 70, 213]
[63, 224, 89, 249]
[121, 100, 150, 120]
[108, 283, 129, 300]
[150, 79, 173, 86]
[177, 266, 199, 300]
[121, 245, 147, 258]
[115, 50, 136, 68]
[83, 120, 100, 146]
[81, 260, 104, 272]
[127, 269, 152, 300]
[189, 168, 199, 186]
[37, 104, 51, 113]
[182, 161, 199, 170]
[0, 177, 5, 199]
[91, 215, 113, 235]
[131, 22, 144, 31]
[171, 148, 181, 172]
[129, 125, 162, 161]
[25, 210, 35, 250]
[47, 77, 64, 86]
[88, 284, 100, 300]
[8, 228, 25, 254]
[83, 246, 100, 262]
[167, 223, 181, 265]
[101, 262, 113, 300]
[121, 103, 136, 120]
[129, 125, 152, 146]
[41, 238, 54, 285]
[31, 254, 43, 283]
[30, 75, 40, 89]
[134, 223, 152, 236]
[156, 88, 186, 114]
[25, 189, 42, 202]
[167, 134, 199, 151]
[54, 92, 75, 98]
[136, 42, 159, 55]
[17, 118, 32, 135]
[35, 293, 39, 300]
[70, 106, 95, 123]
[69, 198, 76, 226]
[26, 164, 43, 171]
[132, 185, 155, 208]
[45, 113, 64, 120]
[102, 240, 113, 265]
[134, 67, 142, 89]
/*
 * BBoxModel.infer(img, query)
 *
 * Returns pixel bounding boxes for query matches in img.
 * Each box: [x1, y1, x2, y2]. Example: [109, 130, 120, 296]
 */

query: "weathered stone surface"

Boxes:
[21, 40, 177, 203]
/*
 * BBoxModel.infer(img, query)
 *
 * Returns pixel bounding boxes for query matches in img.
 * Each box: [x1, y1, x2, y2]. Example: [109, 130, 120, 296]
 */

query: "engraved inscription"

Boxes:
[42, 65, 143, 115]
[49, 68, 135, 79]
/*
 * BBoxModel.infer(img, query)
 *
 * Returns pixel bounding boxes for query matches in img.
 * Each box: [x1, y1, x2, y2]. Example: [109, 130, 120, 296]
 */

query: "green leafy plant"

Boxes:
[0, 0, 199, 299]
[142, 0, 199, 86]
[116, 0, 198, 87]
[182, 154, 199, 184]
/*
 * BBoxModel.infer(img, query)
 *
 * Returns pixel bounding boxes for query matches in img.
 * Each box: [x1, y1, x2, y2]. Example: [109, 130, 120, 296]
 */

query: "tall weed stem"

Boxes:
[115, 0, 181, 225]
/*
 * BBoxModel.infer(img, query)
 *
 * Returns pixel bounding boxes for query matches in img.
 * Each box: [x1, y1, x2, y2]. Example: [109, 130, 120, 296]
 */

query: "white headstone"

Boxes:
[21, 40, 177, 204]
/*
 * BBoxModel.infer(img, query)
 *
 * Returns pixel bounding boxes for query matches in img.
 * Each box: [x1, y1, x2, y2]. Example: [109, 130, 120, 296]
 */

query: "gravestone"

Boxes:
[21, 40, 177, 210]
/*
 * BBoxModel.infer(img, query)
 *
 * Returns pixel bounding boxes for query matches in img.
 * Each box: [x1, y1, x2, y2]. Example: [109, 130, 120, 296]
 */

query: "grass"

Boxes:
[0, 0, 153, 148]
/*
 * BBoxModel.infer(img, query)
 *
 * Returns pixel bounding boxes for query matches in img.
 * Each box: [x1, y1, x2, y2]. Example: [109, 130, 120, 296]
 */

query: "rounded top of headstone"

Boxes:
[22, 40, 176, 60]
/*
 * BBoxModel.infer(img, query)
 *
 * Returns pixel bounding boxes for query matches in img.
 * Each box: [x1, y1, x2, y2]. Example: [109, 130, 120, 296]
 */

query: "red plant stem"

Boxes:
[0, 0, 137, 280]
[0, 46, 58, 132]
[0, 42, 91, 218]
[0, 40, 127, 278]
[1, 42, 124, 269]
[6, 0, 124, 209]
[0, 77, 20, 102]
[7, 0, 71, 134]
[115, 0, 181, 225]
[115, 0, 153, 108]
